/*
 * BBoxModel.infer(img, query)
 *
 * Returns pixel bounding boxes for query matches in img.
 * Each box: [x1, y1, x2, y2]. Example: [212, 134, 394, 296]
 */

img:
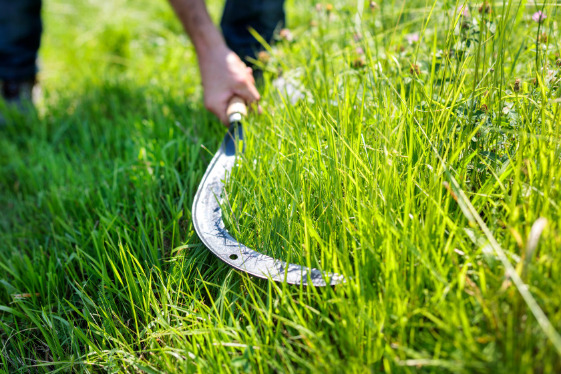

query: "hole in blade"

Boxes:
[229, 254, 238, 260]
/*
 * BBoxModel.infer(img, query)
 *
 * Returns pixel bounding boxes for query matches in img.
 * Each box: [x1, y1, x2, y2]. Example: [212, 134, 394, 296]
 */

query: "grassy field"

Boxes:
[1, 0, 561, 372]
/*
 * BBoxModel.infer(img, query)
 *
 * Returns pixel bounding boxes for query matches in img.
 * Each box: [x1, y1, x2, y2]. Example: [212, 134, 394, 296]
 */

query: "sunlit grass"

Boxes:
[1, 0, 560, 372]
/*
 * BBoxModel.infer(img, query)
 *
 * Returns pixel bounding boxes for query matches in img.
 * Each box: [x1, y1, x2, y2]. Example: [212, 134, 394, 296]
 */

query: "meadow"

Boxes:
[1, 0, 560, 372]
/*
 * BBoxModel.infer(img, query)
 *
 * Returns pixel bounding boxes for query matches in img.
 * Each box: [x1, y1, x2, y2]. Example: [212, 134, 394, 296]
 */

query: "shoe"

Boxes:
[0, 78, 38, 126]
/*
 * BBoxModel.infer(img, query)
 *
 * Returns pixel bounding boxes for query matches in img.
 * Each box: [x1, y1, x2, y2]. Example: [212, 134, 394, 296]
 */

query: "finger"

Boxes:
[247, 83, 260, 102]
[245, 68, 255, 85]
[235, 82, 261, 104]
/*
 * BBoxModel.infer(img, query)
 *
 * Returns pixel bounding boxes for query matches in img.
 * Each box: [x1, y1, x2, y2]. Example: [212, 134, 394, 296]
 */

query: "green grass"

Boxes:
[1, 0, 560, 372]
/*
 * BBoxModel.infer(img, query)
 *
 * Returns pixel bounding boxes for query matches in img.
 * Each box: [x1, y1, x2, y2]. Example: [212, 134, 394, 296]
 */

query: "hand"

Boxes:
[198, 46, 260, 125]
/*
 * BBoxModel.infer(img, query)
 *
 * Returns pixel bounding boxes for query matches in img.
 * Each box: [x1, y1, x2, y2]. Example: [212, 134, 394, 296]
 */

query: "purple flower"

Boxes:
[532, 11, 547, 23]
[406, 32, 420, 44]
[456, 4, 470, 18]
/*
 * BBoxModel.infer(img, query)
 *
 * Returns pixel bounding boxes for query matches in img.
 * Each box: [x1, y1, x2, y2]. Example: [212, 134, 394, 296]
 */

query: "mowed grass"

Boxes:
[1, 0, 560, 372]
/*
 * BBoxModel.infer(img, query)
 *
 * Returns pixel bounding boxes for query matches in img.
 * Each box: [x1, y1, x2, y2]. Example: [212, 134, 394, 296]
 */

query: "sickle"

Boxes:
[191, 97, 345, 286]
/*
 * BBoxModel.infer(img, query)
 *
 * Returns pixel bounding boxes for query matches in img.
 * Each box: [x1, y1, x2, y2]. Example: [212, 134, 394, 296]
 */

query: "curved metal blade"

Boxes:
[192, 125, 345, 286]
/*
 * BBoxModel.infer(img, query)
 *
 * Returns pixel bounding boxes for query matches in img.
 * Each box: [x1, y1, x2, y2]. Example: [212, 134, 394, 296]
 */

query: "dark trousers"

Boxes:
[0, 0, 284, 81]
[221, 0, 285, 64]
[0, 0, 42, 81]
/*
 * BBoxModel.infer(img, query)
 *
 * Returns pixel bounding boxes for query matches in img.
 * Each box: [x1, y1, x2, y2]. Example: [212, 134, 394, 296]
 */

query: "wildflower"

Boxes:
[326, 3, 333, 13]
[279, 28, 294, 42]
[406, 32, 420, 44]
[353, 33, 363, 42]
[479, 2, 491, 14]
[315, 3, 322, 12]
[410, 64, 421, 76]
[258, 51, 270, 64]
[369, 1, 379, 11]
[545, 69, 558, 85]
[351, 57, 366, 69]
[310, 20, 318, 27]
[513, 78, 521, 92]
[352, 47, 366, 68]
[456, 4, 470, 18]
[532, 11, 546, 23]
[272, 74, 305, 104]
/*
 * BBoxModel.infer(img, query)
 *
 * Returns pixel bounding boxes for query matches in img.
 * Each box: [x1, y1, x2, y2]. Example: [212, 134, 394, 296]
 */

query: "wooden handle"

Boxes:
[227, 96, 247, 120]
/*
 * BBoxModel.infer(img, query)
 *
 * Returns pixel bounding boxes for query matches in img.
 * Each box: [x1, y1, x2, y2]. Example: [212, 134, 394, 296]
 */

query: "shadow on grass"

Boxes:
[0, 77, 259, 369]
[0, 77, 238, 303]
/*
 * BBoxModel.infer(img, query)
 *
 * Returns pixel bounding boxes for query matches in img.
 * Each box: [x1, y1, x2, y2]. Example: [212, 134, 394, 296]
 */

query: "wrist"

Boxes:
[192, 27, 227, 57]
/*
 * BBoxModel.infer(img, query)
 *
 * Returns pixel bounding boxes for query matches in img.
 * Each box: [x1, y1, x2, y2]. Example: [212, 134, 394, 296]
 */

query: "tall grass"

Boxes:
[1, 0, 560, 372]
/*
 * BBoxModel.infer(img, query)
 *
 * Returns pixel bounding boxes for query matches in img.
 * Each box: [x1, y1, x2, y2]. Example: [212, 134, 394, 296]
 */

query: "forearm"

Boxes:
[168, 0, 226, 56]
[168, 0, 259, 125]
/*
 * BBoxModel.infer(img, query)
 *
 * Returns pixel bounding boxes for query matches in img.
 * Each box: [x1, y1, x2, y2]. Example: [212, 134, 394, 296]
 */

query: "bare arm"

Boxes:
[168, 0, 259, 125]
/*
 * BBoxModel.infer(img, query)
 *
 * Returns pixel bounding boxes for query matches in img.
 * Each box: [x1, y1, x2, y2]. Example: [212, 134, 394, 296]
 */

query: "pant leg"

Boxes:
[220, 0, 285, 64]
[0, 0, 43, 81]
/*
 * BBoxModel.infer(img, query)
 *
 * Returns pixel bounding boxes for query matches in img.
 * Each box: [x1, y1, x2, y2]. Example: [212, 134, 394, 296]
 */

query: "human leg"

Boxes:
[220, 0, 285, 64]
[0, 0, 42, 123]
[0, 0, 43, 82]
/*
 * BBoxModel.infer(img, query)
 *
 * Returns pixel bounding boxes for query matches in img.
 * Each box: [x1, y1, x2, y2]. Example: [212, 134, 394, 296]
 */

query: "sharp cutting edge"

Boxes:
[192, 96, 345, 286]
